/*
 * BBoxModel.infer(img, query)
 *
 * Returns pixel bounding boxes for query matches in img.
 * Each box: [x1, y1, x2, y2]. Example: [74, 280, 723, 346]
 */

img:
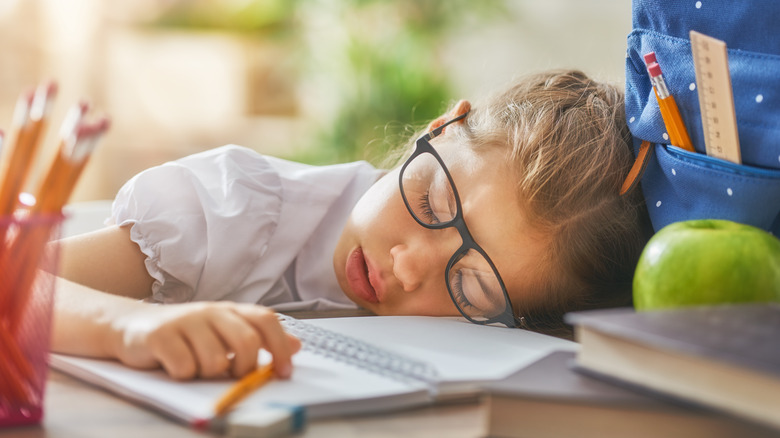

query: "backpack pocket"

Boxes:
[641, 143, 780, 234]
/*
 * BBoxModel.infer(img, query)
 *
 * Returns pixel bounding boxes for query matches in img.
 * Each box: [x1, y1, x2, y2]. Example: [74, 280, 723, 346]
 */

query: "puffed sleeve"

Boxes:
[110, 145, 282, 303]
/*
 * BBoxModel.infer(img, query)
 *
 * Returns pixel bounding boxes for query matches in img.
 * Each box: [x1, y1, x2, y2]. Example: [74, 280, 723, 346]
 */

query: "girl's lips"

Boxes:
[345, 247, 379, 303]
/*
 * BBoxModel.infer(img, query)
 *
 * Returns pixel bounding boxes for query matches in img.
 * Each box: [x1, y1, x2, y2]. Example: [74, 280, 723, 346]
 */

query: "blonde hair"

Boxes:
[458, 70, 652, 337]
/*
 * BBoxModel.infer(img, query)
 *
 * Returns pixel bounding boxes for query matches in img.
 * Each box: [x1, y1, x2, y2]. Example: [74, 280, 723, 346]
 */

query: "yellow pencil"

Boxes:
[5, 108, 108, 333]
[646, 61, 695, 153]
[0, 83, 57, 215]
[214, 363, 275, 416]
[0, 86, 107, 408]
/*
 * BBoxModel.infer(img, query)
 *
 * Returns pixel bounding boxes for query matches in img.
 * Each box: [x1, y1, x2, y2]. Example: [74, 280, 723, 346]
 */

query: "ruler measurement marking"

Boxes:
[690, 30, 742, 164]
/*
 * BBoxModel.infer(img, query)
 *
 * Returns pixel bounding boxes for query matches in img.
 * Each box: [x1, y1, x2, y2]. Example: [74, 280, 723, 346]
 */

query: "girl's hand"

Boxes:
[52, 227, 299, 380]
[108, 301, 301, 380]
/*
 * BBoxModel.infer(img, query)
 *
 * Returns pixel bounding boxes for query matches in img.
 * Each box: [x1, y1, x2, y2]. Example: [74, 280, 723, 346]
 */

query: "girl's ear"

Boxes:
[426, 100, 472, 132]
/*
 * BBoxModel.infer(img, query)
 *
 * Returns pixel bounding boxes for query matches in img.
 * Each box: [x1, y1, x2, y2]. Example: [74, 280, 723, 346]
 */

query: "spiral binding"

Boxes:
[278, 314, 440, 388]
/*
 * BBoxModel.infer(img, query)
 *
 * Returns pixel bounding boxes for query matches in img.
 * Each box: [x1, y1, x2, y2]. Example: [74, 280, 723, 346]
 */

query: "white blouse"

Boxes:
[110, 145, 383, 311]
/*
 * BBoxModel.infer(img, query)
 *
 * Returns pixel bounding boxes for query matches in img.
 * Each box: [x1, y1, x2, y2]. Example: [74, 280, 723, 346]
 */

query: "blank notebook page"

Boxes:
[304, 316, 577, 393]
[50, 348, 431, 424]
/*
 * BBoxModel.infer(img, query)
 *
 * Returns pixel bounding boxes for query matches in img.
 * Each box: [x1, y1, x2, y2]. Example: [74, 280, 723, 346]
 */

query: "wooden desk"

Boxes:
[4, 370, 486, 438]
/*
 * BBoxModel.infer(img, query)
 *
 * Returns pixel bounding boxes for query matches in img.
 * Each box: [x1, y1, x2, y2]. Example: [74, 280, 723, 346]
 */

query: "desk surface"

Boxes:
[5, 370, 486, 438]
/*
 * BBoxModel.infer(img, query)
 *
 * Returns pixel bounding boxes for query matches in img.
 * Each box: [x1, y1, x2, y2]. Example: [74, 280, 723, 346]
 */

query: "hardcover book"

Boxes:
[564, 304, 780, 432]
[483, 350, 777, 438]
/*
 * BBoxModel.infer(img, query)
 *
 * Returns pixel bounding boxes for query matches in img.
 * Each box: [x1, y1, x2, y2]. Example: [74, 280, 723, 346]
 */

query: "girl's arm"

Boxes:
[52, 226, 300, 380]
[57, 225, 155, 300]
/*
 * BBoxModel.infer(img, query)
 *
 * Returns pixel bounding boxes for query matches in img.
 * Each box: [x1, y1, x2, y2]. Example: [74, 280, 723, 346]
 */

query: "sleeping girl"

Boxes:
[51, 69, 652, 380]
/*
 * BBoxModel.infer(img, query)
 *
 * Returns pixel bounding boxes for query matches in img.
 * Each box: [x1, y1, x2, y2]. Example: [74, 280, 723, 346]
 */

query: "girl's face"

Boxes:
[333, 128, 548, 319]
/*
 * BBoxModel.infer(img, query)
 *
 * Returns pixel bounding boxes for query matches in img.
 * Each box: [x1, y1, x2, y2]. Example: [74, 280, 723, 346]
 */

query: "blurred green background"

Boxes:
[0, 0, 630, 201]
[148, 0, 507, 165]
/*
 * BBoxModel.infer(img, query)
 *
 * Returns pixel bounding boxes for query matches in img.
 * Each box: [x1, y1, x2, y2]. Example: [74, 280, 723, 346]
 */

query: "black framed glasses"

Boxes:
[398, 112, 520, 328]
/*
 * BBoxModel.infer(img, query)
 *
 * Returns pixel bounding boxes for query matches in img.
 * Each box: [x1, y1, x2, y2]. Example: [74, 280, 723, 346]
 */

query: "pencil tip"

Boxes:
[46, 81, 58, 96]
[30, 81, 59, 121]
[36, 81, 58, 99]
[68, 116, 110, 163]
[79, 116, 111, 138]
[13, 91, 35, 127]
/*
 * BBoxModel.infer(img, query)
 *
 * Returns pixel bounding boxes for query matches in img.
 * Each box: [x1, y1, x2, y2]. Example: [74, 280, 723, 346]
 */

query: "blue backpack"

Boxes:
[625, 0, 780, 235]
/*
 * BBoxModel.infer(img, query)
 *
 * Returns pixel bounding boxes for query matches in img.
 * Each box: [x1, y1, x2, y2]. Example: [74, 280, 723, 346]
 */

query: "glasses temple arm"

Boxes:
[428, 111, 469, 140]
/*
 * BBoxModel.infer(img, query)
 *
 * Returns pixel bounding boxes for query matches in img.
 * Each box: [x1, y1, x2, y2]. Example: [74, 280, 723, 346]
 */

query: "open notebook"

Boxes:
[50, 315, 575, 433]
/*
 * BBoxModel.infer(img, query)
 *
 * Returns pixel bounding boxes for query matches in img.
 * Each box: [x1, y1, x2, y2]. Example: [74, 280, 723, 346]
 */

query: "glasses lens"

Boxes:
[400, 152, 457, 225]
[448, 248, 508, 322]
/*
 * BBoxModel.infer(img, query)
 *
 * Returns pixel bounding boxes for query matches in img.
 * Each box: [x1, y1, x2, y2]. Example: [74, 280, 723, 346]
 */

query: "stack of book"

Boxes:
[483, 304, 780, 438]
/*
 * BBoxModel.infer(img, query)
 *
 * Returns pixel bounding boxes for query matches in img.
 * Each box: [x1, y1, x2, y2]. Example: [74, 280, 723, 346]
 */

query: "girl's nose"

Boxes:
[390, 244, 424, 292]
[390, 229, 459, 292]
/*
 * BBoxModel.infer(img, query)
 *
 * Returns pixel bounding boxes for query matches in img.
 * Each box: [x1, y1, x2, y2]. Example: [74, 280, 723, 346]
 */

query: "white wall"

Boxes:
[445, 1, 632, 98]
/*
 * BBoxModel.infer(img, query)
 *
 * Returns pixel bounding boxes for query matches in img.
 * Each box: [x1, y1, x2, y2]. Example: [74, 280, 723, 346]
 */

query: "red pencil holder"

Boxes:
[0, 213, 63, 427]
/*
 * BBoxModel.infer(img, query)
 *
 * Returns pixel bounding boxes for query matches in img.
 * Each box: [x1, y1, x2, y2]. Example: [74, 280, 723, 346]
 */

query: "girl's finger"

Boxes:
[207, 309, 263, 377]
[233, 306, 299, 378]
[180, 317, 231, 378]
[148, 332, 198, 380]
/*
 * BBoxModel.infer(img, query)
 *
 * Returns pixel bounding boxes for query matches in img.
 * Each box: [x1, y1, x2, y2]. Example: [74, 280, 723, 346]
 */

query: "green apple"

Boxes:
[633, 219, 780, 311]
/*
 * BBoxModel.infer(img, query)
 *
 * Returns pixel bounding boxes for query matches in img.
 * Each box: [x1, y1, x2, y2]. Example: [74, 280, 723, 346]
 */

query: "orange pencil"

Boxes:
[0, 324, 34, 405]
[643, 53, 695, 153]
[0, 83, 57, 215]
[0, 86, 57, 398]
[0, 89, 106, 408]
[214, 363, 275, 416]
[0, 91, 33, 215]
[29, 103, 97, 214]
[5, 109, 109, 333]
[0, 102, 86, 313]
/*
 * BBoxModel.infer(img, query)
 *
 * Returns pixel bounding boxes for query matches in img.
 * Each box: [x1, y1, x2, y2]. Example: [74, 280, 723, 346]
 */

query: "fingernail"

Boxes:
[276, 363, 292, 378]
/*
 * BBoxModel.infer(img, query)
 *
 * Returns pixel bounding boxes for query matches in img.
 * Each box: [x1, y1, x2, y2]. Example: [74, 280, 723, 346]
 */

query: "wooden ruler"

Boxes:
[690, 30, 742, 164]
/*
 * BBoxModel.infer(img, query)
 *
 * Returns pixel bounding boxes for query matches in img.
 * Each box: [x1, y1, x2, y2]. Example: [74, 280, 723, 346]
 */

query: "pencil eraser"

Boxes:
[647, 62, 662, 78]
[643, 52, 657, 65]
[227, 405, 304, 438]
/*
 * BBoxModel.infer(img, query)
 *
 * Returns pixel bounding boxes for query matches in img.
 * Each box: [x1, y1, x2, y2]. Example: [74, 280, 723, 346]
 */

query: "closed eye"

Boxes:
[417, 191, 440, 224]
[451, 270, 475, 310]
